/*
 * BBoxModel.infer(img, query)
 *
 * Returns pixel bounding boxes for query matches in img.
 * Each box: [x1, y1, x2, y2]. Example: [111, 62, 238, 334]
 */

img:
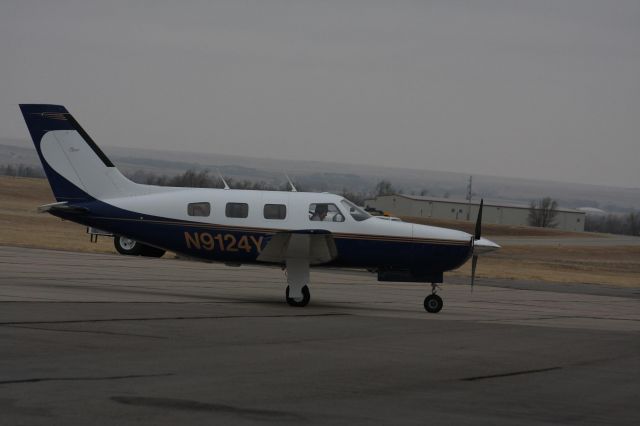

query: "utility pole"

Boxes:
[466, 175, 473, 221]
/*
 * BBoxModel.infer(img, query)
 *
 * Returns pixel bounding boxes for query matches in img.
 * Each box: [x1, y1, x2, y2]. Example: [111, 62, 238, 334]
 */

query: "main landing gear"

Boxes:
[114, 236, 141, 255]
[284, 257, 311, 307]
[424, 283, 443, 313]
[114, 236, 165, 258]
[286, 285, 311, 307]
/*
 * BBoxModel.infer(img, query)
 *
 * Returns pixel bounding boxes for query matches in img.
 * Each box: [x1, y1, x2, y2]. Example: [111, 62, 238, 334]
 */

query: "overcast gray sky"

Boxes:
[1, 0, 638, 187]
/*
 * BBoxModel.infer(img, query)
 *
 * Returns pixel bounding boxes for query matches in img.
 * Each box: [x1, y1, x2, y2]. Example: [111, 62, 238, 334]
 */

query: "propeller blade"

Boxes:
[471, 254, 478, 292]
[474, 199, 484, 240]
[471, 200, 484, 291]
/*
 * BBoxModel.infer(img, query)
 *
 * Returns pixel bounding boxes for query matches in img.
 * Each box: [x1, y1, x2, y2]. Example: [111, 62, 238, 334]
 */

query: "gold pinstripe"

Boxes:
[42, 112, 68, 121]
[92, 216, 472, 246]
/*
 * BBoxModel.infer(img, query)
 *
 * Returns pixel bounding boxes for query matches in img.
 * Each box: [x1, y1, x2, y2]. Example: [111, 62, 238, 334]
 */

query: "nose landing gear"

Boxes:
[424, 283, 443, 313]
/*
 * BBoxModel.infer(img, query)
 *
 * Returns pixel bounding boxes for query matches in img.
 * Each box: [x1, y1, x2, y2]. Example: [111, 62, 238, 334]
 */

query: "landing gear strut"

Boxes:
[424, 283, 443, 313]
[284, 255, 311, 307]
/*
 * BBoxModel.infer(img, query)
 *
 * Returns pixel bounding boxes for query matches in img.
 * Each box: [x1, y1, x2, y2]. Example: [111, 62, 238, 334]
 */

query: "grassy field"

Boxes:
[452, 245, 640, 287]
[1, 176, 638, 287]
[0, 176, 113, 253]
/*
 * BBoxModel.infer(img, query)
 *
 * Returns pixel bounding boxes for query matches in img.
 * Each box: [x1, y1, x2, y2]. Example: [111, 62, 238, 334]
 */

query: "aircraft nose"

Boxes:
[473, 237, 501, 255]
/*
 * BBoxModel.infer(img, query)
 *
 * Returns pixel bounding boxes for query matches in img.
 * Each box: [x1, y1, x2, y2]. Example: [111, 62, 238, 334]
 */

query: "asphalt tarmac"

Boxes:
[1, 246, 639, 425]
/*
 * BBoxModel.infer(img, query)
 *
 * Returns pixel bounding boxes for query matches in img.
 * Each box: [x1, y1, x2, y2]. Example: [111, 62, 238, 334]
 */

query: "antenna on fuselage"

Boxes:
[217, 170, 230, 190]
[285, 174, 298, 192]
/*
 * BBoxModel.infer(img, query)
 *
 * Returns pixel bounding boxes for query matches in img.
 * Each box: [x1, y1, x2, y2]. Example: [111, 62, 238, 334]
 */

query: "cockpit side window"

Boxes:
[340, 199, 371, 222]
[309, 203, 345, 222]
[188, 202, 211, 217]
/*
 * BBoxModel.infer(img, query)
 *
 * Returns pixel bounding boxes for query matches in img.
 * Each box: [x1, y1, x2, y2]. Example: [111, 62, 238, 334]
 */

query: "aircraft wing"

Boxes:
[257, 230, 337, 265]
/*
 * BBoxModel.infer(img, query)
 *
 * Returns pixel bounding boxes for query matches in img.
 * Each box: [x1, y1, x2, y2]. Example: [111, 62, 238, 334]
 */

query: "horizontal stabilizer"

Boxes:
[37, 201, 88, 214]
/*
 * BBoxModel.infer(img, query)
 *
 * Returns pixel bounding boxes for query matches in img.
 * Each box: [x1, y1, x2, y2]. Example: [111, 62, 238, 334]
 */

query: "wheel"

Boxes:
[424, 294, 443, 313]
[139, 245, 166, 258]
[114, 236, 142, 255]
[286, 285, 310, 307]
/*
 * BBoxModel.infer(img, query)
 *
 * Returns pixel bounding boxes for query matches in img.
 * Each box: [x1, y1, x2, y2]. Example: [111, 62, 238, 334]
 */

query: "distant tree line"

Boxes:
[0, 164, 434, 205]
[126, 170, 431, 205]
[4, 165, 637, 236]
[126, 169, 293, 191]
[585, 212, 640, 236]
[0, 163, 45, 178]
[128, 169, 391, 204]
[526, 195, 639, 236]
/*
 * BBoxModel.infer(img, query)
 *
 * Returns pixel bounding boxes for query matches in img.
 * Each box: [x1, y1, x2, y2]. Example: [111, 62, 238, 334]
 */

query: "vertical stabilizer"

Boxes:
[19, 104, 141, 202]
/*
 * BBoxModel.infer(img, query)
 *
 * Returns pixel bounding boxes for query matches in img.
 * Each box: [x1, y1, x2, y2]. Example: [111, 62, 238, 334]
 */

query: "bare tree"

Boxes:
[528, 197, 559, 228]
[375, 180, 395, 196]
[340, 188, 366, 206]
[627, 211, 640, 236]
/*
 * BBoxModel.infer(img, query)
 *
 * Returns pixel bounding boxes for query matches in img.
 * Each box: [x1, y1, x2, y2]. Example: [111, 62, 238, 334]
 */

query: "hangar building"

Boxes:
[364, 194, 585, 232]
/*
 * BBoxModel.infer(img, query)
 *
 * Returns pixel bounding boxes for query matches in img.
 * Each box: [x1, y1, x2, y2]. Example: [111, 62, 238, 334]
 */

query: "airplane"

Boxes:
[19, 104, 500, 313]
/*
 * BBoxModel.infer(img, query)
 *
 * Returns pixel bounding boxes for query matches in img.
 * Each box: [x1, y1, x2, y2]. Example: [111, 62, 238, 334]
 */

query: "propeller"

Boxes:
[471, 199, 483, 291]
[475, 199, 483, 241]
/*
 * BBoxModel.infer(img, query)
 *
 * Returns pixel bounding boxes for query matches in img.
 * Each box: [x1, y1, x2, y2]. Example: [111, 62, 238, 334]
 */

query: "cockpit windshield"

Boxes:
[340, 199, 371, 222]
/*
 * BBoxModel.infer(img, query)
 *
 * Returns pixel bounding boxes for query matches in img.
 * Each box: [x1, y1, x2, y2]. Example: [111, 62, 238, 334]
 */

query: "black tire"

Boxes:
[139, 245, 166, 258]
[286, 285, 310, 307]
[114, 236, 142, 256]
[424, 294, 443, 313]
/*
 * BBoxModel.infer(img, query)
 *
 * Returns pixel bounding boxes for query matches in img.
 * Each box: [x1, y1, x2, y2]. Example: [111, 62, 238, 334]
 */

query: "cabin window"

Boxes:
[309, 203, 344, 222]
[226, 202, 249, 218]
[340, 199, 371, 222]
[187, 202, 210, 217]
[264, 204, 287, 220]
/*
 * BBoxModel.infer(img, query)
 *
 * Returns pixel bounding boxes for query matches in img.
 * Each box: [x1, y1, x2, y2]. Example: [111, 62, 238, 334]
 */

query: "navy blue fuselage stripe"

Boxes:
[49, 197, 473, 272]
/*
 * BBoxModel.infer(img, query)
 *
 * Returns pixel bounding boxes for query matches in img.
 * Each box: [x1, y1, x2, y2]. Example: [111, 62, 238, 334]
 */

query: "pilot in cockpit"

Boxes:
[310, 204, 329, 221]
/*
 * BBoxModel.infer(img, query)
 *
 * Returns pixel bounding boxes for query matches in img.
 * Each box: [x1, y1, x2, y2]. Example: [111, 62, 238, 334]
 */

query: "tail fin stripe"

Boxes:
[41, 112, 68, 121]
[63, 113, 115, 167]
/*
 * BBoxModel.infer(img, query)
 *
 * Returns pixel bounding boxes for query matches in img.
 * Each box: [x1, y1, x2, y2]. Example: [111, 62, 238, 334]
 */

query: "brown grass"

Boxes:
[451, 245, 640, 287]
[0, 176, 114, 253]
[1, 176, 638, 287]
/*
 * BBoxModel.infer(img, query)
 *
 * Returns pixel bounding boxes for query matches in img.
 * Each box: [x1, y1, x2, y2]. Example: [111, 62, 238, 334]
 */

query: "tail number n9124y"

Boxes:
[184, 232, 263, 253]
